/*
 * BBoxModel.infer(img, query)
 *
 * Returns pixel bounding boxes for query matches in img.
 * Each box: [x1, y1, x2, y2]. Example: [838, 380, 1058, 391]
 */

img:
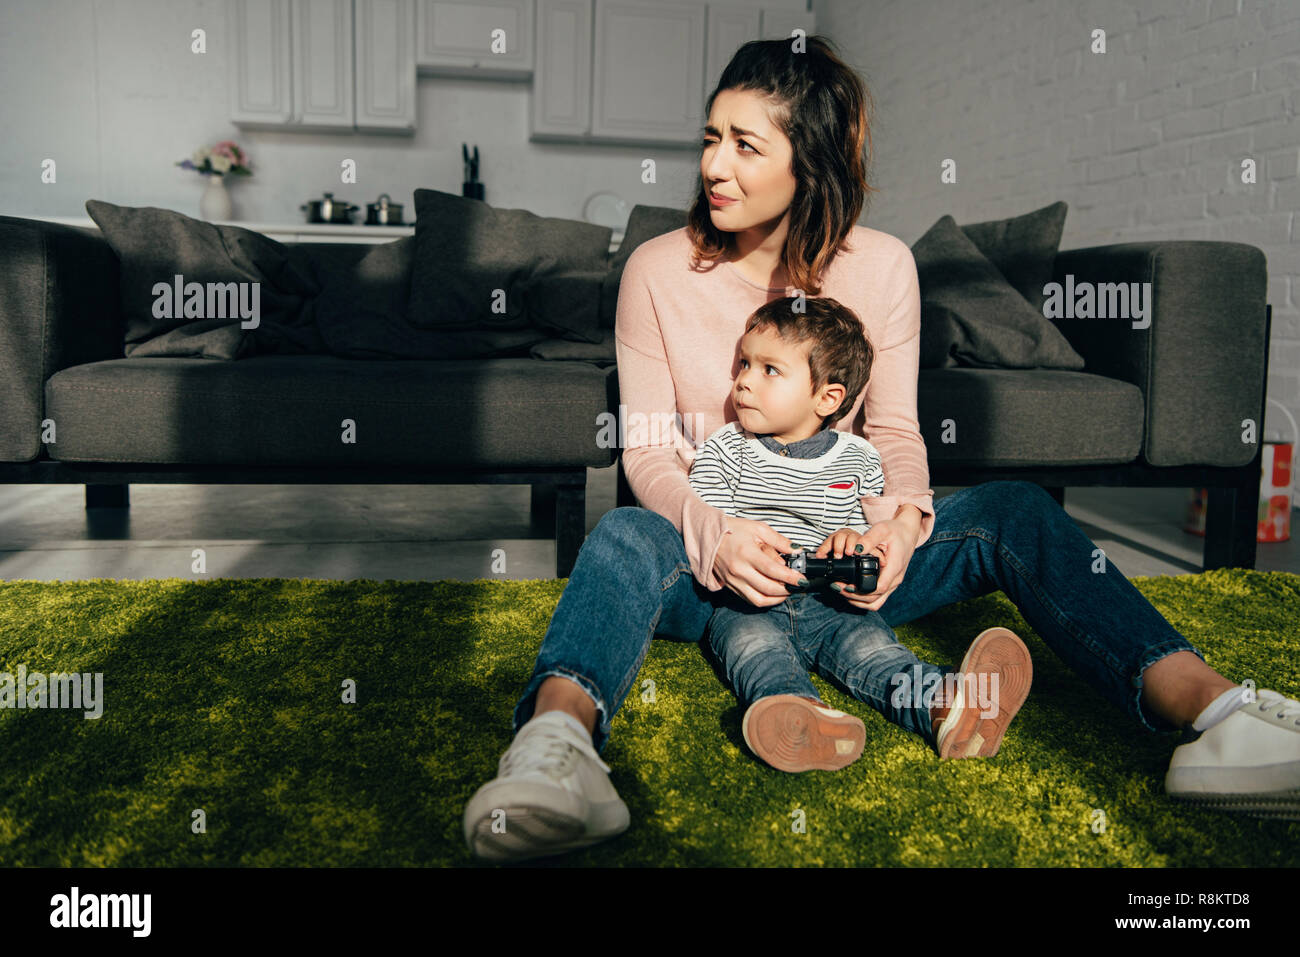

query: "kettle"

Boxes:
[365, 193, 405, 225]
[300, 192, 358, 224]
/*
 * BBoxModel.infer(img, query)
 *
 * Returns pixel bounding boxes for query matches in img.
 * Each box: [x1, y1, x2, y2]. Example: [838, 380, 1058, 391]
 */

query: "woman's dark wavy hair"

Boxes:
[687, 35, 877, 296]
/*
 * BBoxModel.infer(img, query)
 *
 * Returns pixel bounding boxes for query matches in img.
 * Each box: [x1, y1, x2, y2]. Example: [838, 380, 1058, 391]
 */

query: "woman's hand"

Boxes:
[713, 516, 807, 607]
[823, 516, 921, 612]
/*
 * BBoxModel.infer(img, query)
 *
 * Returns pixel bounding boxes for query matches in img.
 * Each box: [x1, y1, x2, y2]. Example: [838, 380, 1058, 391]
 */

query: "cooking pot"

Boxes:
[300, 192, 358, 224]
[365, 193, 405, 225]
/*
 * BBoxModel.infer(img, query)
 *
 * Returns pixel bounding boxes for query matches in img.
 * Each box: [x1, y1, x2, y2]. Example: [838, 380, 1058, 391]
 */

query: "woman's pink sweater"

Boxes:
[614, 225, 936, 592]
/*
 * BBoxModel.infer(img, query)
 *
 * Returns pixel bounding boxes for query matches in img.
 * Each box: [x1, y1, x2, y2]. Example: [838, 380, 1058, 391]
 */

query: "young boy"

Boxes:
[688, 296, 1033, 772]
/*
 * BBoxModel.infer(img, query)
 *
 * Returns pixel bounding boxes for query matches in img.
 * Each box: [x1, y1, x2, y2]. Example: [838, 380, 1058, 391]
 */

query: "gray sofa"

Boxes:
[0, 214, 1273, 578]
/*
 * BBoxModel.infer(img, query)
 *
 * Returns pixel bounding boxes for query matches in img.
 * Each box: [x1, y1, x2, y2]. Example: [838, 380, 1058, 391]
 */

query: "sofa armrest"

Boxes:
[1050, 241, 1267, 468]
[0, 216, 125, 461]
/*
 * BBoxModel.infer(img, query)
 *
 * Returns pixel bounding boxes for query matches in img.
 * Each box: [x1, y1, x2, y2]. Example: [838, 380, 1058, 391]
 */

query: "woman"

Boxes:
[462, 36, 1299, 862]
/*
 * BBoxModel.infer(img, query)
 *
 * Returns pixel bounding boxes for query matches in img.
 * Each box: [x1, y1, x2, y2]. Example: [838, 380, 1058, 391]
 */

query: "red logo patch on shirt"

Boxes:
[826, 481, 854, 490]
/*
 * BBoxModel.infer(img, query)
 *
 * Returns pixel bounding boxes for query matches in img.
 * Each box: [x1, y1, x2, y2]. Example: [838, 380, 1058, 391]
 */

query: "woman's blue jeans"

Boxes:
[512, 480, 1205, 754]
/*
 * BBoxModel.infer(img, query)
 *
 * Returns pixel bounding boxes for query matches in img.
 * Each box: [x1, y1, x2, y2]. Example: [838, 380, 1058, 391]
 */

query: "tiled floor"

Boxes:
[0, 466, 1297, 582]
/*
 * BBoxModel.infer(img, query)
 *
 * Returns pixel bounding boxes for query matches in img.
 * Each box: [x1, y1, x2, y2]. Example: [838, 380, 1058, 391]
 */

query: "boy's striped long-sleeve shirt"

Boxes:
[687, 422, 886, 552]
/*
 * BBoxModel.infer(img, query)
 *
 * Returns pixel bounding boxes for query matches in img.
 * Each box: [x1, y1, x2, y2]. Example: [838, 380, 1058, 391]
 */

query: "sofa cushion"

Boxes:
[526, 270, 606, 343]
[610, 204, 690, 270]
[285, 242, 374, 289]
[912, 214, 1085, 370]
[530, 328, 616, 364]
[85, 199, 323, 359]
[302, 237, 413, 332]
[960, 201, 1068, 316]
[287, 236, 553, 360]
[917, 367, 1143, 466]
[406, 189, 613, 332]
[44, 355, 617, 468]
[600, 204, 689, 327]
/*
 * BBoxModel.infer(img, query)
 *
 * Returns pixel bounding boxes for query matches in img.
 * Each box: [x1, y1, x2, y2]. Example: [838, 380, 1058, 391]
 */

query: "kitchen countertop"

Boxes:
[31, 215, 414, 236]
[24, 214, 626, 250]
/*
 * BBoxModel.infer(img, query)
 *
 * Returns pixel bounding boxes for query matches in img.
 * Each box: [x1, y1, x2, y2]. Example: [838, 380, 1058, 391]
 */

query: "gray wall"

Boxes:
[817, 0, 1299, 499]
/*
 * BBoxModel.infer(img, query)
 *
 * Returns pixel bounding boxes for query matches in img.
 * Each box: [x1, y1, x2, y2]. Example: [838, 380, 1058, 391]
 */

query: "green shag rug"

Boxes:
[0, 570, 1297, 867]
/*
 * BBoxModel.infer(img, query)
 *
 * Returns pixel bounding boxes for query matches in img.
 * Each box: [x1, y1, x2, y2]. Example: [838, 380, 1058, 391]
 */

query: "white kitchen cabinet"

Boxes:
[355, 0, 418, 132]
[704, 4, 815, 110]
[230, 0, 416, 134]
[532, 0, 593, 138]
[416, 0, 535, 78]
[229, 0, 352, 130]
[292, 0, 355, 129]
[531, 1, 812, 147]
[704, 5, 759, 109]
[228, 0, 294, 125]
[590, 1, 706, 145]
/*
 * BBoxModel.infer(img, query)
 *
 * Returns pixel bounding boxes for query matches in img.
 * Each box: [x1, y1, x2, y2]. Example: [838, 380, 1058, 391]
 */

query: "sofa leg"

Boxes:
[1042, 486, 1065, 508]
[530, 483, 557, 536]
[86, 484, 129, 508]
[555, 483, 586, 579]
[1204, 483, 1259, 571]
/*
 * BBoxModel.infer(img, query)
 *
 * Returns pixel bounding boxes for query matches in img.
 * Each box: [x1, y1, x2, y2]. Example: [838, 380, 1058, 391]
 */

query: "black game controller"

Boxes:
[784, 549, 880, 594]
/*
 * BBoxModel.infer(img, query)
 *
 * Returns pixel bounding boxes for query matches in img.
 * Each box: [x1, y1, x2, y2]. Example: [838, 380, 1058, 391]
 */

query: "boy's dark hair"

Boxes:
[743, 296, 873, 429]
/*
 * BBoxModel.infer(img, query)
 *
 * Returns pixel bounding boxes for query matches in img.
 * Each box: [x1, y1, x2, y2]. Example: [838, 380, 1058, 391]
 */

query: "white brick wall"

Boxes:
[816, 0, 1300, 504]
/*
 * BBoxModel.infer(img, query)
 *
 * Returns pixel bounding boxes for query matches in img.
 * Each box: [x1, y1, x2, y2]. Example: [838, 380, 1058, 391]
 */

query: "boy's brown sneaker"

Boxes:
[742, 694, 866, 772]
[934, 627, 1033, 759]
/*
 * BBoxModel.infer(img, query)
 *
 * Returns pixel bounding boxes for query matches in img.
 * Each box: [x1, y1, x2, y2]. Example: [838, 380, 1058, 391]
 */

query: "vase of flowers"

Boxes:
[177, 141, 253, 221]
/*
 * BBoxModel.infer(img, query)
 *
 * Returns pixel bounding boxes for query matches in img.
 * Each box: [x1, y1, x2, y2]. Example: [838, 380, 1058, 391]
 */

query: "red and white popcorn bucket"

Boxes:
[1185, 398, 1295, 542]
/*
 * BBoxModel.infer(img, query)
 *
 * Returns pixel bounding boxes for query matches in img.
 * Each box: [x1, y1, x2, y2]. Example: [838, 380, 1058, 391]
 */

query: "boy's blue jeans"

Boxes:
[512, 480, 1205, 754]
[705, 591, 948, 749]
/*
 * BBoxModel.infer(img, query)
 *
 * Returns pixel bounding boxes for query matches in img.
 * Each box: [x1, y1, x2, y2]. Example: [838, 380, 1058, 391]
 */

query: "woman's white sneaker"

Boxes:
[1165, 688, 1300, 820]
[462, 711, 630, 861]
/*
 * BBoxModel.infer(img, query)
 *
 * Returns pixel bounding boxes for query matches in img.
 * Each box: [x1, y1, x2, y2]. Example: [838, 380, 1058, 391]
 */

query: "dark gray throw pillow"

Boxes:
[911, 214, 1085, 370]
[312, 236, 548, 359]
[600, 204, 688, 327]
[525, 270, 606, 343]
[530, 328, 617, 363]
[406, 189, 613, 332]
[85, 199, 322, 359]
[960, 201, 1068, 316]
